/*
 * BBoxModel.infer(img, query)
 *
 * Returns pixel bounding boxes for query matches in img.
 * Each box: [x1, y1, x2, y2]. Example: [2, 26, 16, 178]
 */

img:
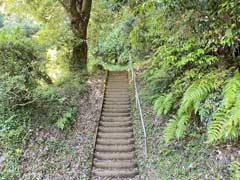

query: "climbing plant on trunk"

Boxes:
[59, 0, 92, 71]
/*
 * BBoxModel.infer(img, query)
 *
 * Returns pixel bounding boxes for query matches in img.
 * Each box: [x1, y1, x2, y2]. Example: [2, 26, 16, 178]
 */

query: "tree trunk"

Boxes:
[59, 0, 92, 72]
[71, 19, 88, 71]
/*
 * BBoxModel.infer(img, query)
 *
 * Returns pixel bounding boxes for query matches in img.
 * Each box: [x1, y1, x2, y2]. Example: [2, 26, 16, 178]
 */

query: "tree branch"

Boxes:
[58, 0, 69, 11]
[12, 98, 38, 108]
[70, 0, 81, 17]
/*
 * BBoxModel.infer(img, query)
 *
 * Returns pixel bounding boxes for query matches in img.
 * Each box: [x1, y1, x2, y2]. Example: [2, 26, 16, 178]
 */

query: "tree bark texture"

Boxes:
[59, 0, 92, 71]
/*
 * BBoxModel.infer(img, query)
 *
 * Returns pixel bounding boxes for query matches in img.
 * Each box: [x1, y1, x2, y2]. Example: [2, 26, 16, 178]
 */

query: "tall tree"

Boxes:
[59, 0, 92, 71]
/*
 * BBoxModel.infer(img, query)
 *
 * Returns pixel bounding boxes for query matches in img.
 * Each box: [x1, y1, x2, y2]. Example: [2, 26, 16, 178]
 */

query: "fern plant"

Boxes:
[154, 93, 175, 116]
[208, 71, 240, 142]
[164, 72, 221, 142]
[163, 116, 178, 143]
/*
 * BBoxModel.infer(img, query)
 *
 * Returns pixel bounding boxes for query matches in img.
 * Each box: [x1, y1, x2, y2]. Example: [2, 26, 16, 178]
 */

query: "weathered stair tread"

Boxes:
[99, 126, 132, 133]
[91, 71, 138, 179]
[103, 108, 130, 112]
[103, 109, 130, 113]
[94, 152, 135, 160]
[103, 104, 130, 109]
[104, 98, 129, 102]
[105, 89, 128, 92]
[105, 95, 129, 99]
[101, 116, 131, 122]
[106, 88, 129, 90]
[102, 112, 130, 117]
[104, 102, 129, 105]
[97, 138, 134, 145]
[98, 132, 133, 138]
[92, 169, 138, 178]
[96, 144, 134, 152]
[100, 121, 132, 127]
[105, 94, 129, 97]
[97, 137, 134, 143]
[94, 160, 136, 168]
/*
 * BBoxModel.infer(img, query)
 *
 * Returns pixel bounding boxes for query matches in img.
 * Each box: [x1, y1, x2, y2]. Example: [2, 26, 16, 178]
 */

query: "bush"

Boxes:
[0, 28, 47, 149]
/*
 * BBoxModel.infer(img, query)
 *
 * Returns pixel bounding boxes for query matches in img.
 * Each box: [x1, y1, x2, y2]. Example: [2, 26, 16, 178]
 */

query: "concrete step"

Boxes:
[103, 104, 130, 109]
[98, 132, 133, 139]
[92, 169, 138, 178]
[94, 152, 135, 160]
[99, 126, 132, 133]
[97, 138, 134, 145]
[99, 121, 132, 127]
[92, 71, 138, 179]
[104, 101, 129, 105]
[103, 108, 130, 113]
[93, 160, 136, 169]
[101, 117, 131, 122]
[95, 144, 134, 152]
[102, 112, 130, 117]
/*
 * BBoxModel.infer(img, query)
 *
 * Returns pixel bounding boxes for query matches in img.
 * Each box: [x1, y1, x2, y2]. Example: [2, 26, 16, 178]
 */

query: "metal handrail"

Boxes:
[129, 54, 148, 158]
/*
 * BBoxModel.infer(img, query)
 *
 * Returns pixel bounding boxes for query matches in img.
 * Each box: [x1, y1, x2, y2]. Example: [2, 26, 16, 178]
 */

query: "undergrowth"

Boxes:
[0, 27, 87, 179]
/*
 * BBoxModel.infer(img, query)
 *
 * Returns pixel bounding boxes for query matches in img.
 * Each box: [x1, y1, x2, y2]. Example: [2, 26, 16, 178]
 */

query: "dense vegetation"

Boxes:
[0, 0, 240, 179]
[0, 1, 88, 178]
[94, 0, 240, 143]
[92, 0, 240, 178]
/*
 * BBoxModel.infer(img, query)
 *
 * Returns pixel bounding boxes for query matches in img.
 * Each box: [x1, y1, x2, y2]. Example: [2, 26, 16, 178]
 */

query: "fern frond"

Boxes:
[207, 109, 229, 142]
[154, 93, 174, 116]
[222, 71, 240, 108]
[163, 93, 174, 115]
[176, 113, 190, 139]
[164, 116, 178, 143]
[167, 72, 221, 141]
[154, 95, 165, 115]
[208, 71, 240, 142]
[163, 73, 221, 142]
[180, 76, 216, 114]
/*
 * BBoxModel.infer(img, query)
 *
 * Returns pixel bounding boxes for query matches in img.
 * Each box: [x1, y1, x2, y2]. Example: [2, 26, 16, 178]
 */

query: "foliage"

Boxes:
[0, 12, 4, 28]
[0, 28, 46, 150]
[123, 0, 240, 143]
[0, 3, 86, 178]
[92, 6, 134, 66]
[208, 71, 240, 142]
[90, 0, 240, 143]
[229, 161, 240, 180]
[164, 72, 222, 141]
